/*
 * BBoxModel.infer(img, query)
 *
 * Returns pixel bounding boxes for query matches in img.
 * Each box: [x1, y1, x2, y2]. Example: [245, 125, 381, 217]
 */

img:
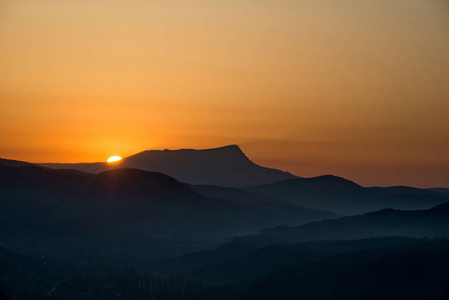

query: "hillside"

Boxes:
[246, 175, 449, 214]
[38, 145, 297, 187]
[0, 163, 335, 257]
[223, 202, 449, 250]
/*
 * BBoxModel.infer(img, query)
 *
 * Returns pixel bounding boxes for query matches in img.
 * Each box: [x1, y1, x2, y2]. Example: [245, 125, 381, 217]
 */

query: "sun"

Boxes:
[107, 156, 122, 163]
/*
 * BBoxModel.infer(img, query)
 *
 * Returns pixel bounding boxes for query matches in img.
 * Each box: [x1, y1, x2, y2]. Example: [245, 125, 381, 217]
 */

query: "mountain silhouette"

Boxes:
[38, 145, 297, 187]
[161, 237, 436, 285]
[430, 188, 449, 194]
[215, 238, 449, 300]
[222, 201, 449, 251]
[0, 162, 336, 257]
[187, 183, 341, 225]
[246, 175, 449, 214]
[2, 156, 449, 299]
[0, 157, 36, 168]
[8, 155, 449, 215]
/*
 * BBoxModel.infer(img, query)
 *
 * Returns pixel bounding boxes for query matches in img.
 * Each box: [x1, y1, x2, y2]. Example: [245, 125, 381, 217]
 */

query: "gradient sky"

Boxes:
[1, 0, 448, 187]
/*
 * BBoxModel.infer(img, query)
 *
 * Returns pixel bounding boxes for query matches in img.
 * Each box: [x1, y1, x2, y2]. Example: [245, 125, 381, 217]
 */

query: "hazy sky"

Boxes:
[1, 0, 448, 187]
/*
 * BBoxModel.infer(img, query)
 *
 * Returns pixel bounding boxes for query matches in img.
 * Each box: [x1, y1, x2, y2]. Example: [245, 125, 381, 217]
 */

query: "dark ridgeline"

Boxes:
[245, 175, 449, 214]
[430, 188, 449, 194]
[1, 147, 449, 300]
[0, 161, 337, 254]
[38, 145, 297, 187]
[208, 238, 449, 300]
[197, 201, 449, 256]
[0, 158, 35, 168]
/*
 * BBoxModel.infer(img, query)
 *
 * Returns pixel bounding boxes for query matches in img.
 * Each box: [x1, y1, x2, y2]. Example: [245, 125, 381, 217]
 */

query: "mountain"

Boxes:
[430, 188, 449, 194]
[222, 201, 449, 251]
[148, 204, 449, 299]
[38, 145, 297, 187]
[156, 237, 422, 281]
[187, 183, 340, 221]
[3, 156, 449, 300]
[0, 157, 36, 168]
[0, 163, 336, 258]
[146, 237, 449, 300]
[245, 175, 449, 214]
[216, 239, 449, 300]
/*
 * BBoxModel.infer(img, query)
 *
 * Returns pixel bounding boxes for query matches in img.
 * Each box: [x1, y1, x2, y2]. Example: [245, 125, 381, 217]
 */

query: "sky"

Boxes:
[1, 0, 448, 187]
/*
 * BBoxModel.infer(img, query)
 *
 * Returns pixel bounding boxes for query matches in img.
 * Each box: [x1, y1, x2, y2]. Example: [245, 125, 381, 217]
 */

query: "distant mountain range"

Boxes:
[430, 188, 449, 194]
[153, 203, 449, 290]
[245, 175, 449, 214]
[223, 201, 449, 250]
[4, 145, 449, 216]
[38, 145, 297, 187]
[2, 146, 449, 256]
[2, 146, 449, 300]
[0, 161, 337, 257]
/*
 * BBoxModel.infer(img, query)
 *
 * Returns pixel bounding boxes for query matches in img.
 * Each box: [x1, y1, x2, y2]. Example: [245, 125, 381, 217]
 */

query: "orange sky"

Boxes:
[1, 0, 448, 187]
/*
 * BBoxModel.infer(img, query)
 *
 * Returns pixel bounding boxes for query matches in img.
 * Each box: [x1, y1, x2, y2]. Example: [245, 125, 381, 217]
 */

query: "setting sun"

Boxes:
[107, 156, 122, 163]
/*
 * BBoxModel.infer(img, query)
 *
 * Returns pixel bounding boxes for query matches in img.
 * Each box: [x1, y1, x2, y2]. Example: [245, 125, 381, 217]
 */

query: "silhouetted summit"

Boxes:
[0, 157, 35, 168]
[39, 145, 297, 187]
[123, 145, 296, 187]
[91, 168, 191, 197]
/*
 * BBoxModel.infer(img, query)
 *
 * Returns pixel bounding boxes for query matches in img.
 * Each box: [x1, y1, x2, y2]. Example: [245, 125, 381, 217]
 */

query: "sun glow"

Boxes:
[107, 156, 122, 163]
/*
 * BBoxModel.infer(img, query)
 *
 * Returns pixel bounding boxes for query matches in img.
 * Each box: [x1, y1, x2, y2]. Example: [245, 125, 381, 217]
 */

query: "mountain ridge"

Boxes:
[223, 201, 449, 251]
[246, 176, 449, 214]
[38, 145, 298, 187]
[0, 163, 337, 256]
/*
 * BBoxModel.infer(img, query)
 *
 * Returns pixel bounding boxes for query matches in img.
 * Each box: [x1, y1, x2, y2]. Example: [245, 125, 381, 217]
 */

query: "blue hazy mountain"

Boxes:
[2, 155, 449, 299]
[220, 201, 449, 251]
[0, 162, 337, 256]
[38, 145, 297, 187]
[245, 175, 449, 214]
[155, 203, 449, 282]
[2, 155, 449, 300]
[430, 188, 449, 194]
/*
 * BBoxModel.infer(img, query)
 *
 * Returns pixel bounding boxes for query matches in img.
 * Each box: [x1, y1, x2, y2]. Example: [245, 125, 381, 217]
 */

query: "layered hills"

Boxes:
[1, 146, 449, 300]
[222, 201, 449, 251]
[246, 175, 449, 214]
[35, 145, 449, 214]
[38, 145, 297, 187]
[0, 161, 337, 257]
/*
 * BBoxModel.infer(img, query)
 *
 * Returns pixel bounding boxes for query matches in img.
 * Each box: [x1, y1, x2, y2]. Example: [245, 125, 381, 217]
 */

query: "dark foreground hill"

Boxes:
[38, 145, 297, 187]
[245, 175, 449, 214]
[0, 246, 60, 299]
[211, 238, 449, 300]
[0, 158, 35, 168]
